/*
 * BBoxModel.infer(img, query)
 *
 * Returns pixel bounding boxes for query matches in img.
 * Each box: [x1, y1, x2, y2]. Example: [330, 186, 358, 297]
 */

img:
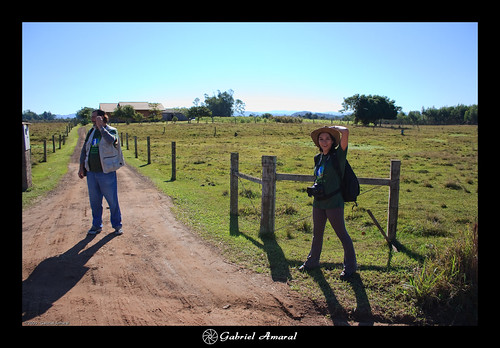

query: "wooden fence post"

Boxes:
[259, 155, 277, 238]
[171, 141, 176, 181]
[147, 136, 151, 164]
[126, 133, 129, 150]
[43, 139, 47, 162]
[230, 152, 239, 216]
[52, 135, 56, 153]
[387, 159, 401, 242]
[134, 136, 138, 158]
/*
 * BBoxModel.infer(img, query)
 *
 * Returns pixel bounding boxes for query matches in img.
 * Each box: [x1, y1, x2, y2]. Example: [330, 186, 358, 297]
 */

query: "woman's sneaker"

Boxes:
[88, 226, 102, 235]
[114, 227, 123, 235]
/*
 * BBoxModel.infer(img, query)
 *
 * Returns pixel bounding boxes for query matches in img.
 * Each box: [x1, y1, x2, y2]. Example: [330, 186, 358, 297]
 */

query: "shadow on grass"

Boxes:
[230, 214, 290, 282]
[229, 214, 374, 324]
[300, 265, 374, 325]
[387, 239, 426, 269]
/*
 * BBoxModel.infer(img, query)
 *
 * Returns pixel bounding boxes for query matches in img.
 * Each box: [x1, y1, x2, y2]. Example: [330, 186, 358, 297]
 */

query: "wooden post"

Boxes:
[367, 209, 397, 252]
[171, 141, 176, 181]
[22, 123, 32, 192]
[52, 135, 56, 153]
[58, 134, 62, 149]
[259, 155, 276, 238]
[387, 159, 401, 242]
[230, 152, 239, 216]
[134, 136, 138, 158]
[120, 132, 123, 147]
[43, 139, 47, 162]
[126, 133, 129, 150]
[147, 136, 151, 164]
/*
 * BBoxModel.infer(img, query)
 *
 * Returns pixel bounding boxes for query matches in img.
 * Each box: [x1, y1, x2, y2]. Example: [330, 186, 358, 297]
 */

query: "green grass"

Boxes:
[28, 122, 75, 164]
[118, 121, 477, 324]
[22, 125, 81, 208]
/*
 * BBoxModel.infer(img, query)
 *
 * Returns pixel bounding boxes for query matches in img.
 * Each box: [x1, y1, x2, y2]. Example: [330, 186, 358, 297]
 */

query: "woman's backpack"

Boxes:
[331, 153, 360, 204]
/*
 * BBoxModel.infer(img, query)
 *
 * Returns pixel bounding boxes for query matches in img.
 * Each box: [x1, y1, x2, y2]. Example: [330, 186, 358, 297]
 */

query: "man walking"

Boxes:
[78, 109, 125, 235]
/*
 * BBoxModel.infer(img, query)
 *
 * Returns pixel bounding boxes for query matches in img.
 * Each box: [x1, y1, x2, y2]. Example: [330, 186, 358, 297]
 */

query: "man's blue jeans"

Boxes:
[86, 171, 122, 229]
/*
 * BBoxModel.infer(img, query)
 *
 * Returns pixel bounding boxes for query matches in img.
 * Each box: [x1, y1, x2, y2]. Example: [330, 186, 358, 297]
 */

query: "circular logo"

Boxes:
[202, 329, 218, 345]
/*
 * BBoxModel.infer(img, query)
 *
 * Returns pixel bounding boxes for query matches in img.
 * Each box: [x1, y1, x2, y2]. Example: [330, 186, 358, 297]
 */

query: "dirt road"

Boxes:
[22, 127, 332, 326]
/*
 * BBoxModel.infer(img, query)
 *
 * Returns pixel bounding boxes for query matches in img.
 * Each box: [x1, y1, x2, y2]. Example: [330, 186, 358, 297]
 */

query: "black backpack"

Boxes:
[336, 159, 360, 203]
[313, 151, 360, 204]
[330, 152, 360, 204]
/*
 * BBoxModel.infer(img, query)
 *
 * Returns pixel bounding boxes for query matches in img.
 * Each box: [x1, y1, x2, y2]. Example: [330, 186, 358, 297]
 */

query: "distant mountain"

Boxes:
[55, 113, 76, 119]
[243, 110, 346, 117]
[243, 110, 296, 116]
[290, 111, 344, 118]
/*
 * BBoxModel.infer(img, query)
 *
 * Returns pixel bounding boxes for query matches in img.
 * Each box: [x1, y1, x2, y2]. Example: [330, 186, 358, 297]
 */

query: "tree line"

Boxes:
[24, 91, 477, 126]
[341, 94, 477, 126]
[22, 110, 58, 121]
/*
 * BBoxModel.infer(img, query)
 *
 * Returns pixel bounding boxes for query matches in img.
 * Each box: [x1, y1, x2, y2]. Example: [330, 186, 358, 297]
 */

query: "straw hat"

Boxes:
[310, 126, 341, 149]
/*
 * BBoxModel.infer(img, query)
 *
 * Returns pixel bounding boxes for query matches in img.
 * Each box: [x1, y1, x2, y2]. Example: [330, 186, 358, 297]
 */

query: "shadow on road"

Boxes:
[22, 233, 116, 322]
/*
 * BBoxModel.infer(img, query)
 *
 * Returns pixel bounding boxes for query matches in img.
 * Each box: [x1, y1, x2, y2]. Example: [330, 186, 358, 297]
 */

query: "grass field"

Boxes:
[22, 123, 80, 208]
[28, 122, 75, 165]
[55, 118, 479, 324]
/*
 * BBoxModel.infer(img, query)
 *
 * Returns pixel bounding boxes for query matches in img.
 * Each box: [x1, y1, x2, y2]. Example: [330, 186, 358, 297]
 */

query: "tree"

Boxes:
[114, 104, 140, 125]
[187, 105, 212, 121]
[203, 89, 235, 117]
[148, 103, 163, 122]
[22, 110, 39, 121]
[233, 99, 246, 116]
[407, 110, 422, 126]
[421, 106, 439, 124]
[40, 111, 56, 121]
[76, 107, 94, 125]
[341, 94, 401, 126]
[464, 104, 478, 124]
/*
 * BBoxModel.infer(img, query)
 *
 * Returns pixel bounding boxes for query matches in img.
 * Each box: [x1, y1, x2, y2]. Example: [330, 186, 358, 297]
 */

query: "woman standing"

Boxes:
[299, 126, 357, 279]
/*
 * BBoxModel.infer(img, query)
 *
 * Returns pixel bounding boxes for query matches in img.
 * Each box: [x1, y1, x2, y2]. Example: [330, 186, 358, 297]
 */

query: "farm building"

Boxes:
[162, 108, 188, 121]
[100, 102, 165, 122]
[100, 102, 187, 122]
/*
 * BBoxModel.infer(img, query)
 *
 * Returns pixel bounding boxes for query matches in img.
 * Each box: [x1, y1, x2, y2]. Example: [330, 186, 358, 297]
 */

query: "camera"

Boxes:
[306, 183, 325, 198]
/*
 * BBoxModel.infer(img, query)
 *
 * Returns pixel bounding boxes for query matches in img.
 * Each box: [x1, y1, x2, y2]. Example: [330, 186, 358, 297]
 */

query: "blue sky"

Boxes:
[22, 22, 478, 115]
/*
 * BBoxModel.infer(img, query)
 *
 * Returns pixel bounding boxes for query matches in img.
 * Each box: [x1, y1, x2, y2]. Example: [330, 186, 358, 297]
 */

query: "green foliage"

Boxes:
[203, 89, 235, 117]
[405, 223, 478, 324]
[23, 110, 57, 122]
[76, 107, 94, 125]
[421, 104, 475, 125]
[148, 103, 163, 122]
[342, 94, 401, 125]
[187, 105, 212, 120]
[113, 104, 143, 125]
[273, 116, 303, 123]
[464, 104, 478, 124]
